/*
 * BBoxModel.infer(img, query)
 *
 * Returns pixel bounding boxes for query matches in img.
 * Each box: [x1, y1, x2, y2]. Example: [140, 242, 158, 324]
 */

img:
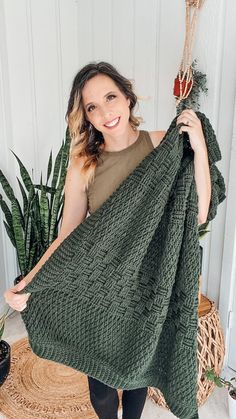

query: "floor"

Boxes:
[0, 310, 231, 419]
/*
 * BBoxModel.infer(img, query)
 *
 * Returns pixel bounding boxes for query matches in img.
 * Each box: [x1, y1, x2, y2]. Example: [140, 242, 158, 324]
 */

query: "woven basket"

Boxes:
[147, 290, 225, 409]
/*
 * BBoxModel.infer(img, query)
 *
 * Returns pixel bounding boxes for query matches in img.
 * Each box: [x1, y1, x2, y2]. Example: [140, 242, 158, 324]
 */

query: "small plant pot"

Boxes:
[173, 75, 193, 98]
[0, 340, 11, 386]
[228, 389, 236, 419]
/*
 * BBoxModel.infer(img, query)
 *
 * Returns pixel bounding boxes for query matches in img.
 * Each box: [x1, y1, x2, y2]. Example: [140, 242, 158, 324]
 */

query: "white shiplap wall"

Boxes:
[0, 0, 236, 366]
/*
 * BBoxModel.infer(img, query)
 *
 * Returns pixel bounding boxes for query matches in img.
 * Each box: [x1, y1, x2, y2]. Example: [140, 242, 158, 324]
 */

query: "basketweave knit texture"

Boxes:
[17, 111, 226, 419]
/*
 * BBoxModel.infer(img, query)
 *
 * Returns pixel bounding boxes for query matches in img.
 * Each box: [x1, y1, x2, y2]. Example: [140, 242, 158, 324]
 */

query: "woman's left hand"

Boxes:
[176, 109, 207, 153]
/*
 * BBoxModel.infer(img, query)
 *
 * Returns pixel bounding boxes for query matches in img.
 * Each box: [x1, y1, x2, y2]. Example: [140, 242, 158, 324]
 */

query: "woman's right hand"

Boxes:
[4, 279, 31, 312]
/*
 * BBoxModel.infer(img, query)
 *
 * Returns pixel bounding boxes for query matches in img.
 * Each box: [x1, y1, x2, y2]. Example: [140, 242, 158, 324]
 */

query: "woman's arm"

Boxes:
[177, 108, 212, 225]
[193, 145, 211, 225]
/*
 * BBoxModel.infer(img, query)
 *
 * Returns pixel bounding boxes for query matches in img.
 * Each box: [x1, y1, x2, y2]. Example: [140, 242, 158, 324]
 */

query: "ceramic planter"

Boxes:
[0, 340, 10, 386]
[228, 389, 236, 419]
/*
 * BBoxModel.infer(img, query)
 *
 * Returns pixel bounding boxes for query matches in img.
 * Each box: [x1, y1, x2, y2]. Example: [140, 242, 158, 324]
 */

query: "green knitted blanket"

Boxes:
[17, 111, 226, 419]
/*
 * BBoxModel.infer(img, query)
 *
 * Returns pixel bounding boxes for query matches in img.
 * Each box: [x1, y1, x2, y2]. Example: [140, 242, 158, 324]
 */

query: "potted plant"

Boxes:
[205, 367, 236, 419]
[0, 306, 11, 385]
[0, 128, 71, 385]
[0, 128, 71, 287]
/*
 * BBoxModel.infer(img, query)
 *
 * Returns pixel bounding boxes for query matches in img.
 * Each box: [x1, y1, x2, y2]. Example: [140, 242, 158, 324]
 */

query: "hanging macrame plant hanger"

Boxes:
[173, 0, 205, 106]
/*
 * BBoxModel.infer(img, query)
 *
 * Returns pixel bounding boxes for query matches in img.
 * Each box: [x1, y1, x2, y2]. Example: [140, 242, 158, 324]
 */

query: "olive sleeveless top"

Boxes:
[87, 130, 154, 214]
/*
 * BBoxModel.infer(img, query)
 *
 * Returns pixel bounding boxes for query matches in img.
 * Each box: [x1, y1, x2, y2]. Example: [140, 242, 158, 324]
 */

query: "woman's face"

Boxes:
[82, 73, 131, 136]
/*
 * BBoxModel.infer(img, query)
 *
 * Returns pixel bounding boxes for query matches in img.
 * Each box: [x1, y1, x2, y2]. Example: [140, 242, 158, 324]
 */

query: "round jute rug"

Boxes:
[0, 337, 123, 418]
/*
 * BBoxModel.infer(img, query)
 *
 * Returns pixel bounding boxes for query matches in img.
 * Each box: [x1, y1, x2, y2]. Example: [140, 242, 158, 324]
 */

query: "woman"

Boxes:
[4, 61, 211, 419]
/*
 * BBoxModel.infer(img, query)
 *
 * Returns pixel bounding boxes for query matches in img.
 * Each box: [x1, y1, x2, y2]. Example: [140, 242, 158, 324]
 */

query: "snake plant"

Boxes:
[0, 307, 10, 343]
[0, 128, 71, 277]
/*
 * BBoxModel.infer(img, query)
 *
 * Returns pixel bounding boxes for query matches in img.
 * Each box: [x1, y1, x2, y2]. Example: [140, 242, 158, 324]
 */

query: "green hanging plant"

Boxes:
[0, 127, 71, 277]
[176, 58, 208, 115]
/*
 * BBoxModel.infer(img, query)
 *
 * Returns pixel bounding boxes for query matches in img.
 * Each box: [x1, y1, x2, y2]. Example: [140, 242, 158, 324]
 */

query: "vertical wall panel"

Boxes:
[192, 0, 227, 302]
[58, 0, 78, 119]
[93, 0, 112, 61]
[133, 0, 160, 130]
[0, 0, 21, 308]
[221, 97, 236, 371]
[28, 0, 64, 175]
[157, 1, 186, 128]
[3, 0, 37, 176]
[206, 0, 236, 307]
[112, 0, 134, 80]
[77, 0, 94, 67]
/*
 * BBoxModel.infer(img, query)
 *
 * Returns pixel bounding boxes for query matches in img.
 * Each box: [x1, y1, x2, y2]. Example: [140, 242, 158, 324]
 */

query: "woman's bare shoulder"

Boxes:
[148, 130, 167, 148]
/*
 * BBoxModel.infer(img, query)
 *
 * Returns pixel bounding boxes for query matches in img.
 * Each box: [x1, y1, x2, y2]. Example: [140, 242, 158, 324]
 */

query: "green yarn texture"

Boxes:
[18, 111, 226, 419]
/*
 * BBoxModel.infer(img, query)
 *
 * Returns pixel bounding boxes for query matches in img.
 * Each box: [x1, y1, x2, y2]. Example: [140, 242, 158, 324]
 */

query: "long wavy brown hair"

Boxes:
[65, 61, 143, 189]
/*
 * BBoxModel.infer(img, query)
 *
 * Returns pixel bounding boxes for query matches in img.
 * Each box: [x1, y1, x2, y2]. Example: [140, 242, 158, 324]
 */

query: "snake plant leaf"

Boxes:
[11, 197, 26, 276]
[49, 182, 64, 243]
[40, 172, 43, 190]
[55, 193, 65, 231]
[51, 143, 64, 192]
[24, 185, 36, 253]
[10, 149, 34, 192]
[49, 145, 68, 243]
[27, 242, 37, 272]
[10, 194, 25, 230]
[31, 220, 41, 260]
[65, 125, 72, 144]
[46, 150, 53, 187]
[0, 307, 11, 341]
[56, 195, 65, 228]
[34, 184, 57, 194]
[61, 138, 70, 171]
[16, 177, 28, 216]
[3, 220, 16, 247]
[49, 134, 70, 219]
[0, 322, 4, 341]
[0, 169, 15, 201]
[25, 215, 32, 263]
[31, 192, 41, 241]
[0, 193, 13, 229]
[40, 181, 50, 247]
[50, 135, 70, 235]
[31, 190, 46, 259]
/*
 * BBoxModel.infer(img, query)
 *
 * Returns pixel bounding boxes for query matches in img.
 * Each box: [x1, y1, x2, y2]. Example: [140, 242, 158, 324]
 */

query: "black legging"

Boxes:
[87, 375, 148, 419]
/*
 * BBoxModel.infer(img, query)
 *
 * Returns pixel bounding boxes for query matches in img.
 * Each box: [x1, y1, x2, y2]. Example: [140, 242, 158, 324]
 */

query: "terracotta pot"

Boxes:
[173, 76, 193, 98]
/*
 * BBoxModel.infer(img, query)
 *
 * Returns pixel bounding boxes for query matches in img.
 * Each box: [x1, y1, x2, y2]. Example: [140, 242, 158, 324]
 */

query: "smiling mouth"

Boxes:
[104, 117, 120, 128]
